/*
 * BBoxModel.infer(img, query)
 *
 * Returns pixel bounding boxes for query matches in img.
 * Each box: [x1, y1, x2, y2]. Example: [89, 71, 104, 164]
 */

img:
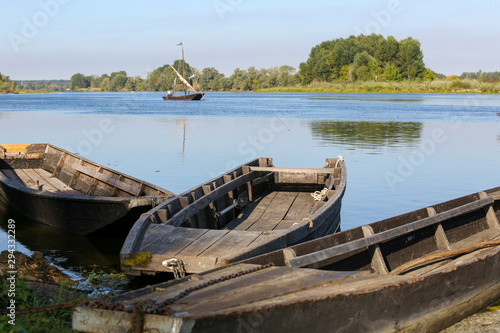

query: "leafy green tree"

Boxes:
[277, 65, 296, 86]
[382, 63, 402, 81]
[421, 68, 436, 81]
[375, 36, 399, 63]
[397, 37, 425, 79]
[70, 73, 90, 90]
[100, 75, 110, 91]
[0, 73, 16, 93]
[109, 73, 127, 91]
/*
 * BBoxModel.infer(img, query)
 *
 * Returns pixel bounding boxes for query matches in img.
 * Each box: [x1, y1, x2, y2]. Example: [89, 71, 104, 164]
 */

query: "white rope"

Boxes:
[335, 155, 344, 168]
[311, 187, 328, 201]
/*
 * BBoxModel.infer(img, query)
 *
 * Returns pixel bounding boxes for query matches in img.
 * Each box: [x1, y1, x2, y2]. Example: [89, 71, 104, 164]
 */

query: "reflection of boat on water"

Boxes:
[0, 144, 175, 235]
[163, 43, 204, 101]
[0, 197, 121, 270]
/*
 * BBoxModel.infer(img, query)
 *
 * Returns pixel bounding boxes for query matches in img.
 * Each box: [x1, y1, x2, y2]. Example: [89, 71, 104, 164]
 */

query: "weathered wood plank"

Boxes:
[200, 230, 264, 257]
[19, 168, 58, 191]
[224, 192, 278, 231]
[279, 192, 315, 224]
[33, 168, 80, 194]
[247, 192, 299, 231]
[177, 229, 231, 257]
[72, 307, 194, 333]
[73, 164, 141, 196]
[140, 225, 207, 254]
[249, 166, 335, 174]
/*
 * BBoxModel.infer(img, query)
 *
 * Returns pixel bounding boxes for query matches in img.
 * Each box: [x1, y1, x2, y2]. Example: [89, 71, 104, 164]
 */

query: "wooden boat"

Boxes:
[163, 43, 204, 101]
[120, 156, 346, 278]
[0, 144, 175, 235]
[74, 187, 500, 333]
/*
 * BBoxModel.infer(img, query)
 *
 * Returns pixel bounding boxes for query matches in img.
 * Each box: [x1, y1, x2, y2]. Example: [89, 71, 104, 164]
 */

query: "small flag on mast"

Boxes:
[177, 42, 182, 46]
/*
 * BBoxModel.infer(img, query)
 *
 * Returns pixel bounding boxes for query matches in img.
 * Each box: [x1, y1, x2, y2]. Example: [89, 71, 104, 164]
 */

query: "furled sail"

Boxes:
[169, 65, 197, 93]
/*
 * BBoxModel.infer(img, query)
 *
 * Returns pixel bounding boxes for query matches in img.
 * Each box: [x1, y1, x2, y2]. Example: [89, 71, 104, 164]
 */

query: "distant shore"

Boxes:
[4, 79, 500, 95]
[255, 79, 500, 94]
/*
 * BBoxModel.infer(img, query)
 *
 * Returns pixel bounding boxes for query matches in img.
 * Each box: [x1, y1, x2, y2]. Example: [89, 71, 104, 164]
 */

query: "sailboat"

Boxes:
[163, 43, 204, 101]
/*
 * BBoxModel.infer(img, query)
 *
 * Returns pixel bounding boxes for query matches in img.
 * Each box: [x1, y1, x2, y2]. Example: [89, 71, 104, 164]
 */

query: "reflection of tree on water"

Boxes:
[310, 121, 422, 149]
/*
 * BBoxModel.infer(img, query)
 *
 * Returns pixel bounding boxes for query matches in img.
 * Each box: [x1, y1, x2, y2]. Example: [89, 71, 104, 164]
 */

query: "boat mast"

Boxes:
[181, 43, 187, 96]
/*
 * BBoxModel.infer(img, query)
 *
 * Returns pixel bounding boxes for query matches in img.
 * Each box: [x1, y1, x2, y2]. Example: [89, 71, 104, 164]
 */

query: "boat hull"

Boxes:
[162, 93, 204, 100]
[0, 144, 174, 235]
[74, 187, 500, 333]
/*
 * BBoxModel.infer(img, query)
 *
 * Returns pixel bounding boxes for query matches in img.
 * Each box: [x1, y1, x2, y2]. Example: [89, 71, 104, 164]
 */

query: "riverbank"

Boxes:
[255, 79, 500, 94]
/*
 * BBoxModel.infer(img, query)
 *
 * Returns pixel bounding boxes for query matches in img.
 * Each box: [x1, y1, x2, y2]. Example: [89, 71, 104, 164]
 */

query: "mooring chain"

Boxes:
[138, 263, 275, 315]
[0, 263, 274, 316]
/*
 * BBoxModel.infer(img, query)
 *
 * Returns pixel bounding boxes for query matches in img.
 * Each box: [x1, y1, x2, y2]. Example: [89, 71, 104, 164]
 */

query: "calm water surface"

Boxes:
[0, 92, 499, 276]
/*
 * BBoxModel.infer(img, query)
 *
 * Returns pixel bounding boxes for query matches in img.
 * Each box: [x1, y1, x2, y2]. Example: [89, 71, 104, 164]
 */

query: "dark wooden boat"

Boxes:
[0, 144, 175, 235]
[162, 92, 204, 101]
[163, 43, 204, 101]
[74, 187, 500, 333]
[120, 156, 346, 277]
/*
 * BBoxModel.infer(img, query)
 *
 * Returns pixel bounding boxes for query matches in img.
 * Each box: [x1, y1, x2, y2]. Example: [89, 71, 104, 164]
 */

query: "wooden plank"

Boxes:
[247, 192, 299, 231]
[282, 192, 315, 221]
[33, 169, 80, 194]
[73, 164, 141, 196]
[250, 166, 335, 174]
[200, 230, 264, 257]
[51, 152, 67, 177]
[177, 229, 231, 257]
[275, 172, 318, 184]
[19, 168, 60, 192]
[13, 169, 38, 188]
[479, 191, 500, 229]
[428, 207, 452, 250]
[165, 172, 257, 227]
[73, 307, 194, 333]
[362, 225, 389, 274]
[0, 144, 30, 153]
[140, 225, 207, 254]
[224, 192, 278, 231]
[288, 196, 494, 268]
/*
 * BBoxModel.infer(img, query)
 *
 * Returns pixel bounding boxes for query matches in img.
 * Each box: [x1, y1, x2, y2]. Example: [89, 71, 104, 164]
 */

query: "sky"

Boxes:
[1, 0, 499, 80]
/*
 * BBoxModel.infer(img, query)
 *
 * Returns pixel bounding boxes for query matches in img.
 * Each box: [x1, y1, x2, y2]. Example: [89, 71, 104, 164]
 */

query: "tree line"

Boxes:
[3, 34, 499, 94]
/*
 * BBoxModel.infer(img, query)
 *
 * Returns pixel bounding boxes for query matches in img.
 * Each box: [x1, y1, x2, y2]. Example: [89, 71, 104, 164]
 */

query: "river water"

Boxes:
[0, 92, 499, 277]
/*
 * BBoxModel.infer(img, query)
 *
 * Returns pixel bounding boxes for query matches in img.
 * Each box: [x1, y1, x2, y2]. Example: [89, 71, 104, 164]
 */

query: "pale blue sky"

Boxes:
[1, 0, 499, 80]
